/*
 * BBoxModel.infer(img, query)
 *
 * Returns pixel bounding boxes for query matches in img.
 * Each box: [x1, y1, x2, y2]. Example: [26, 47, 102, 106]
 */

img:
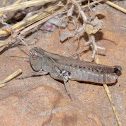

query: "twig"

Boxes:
[105, 0, 126, 14]
[85, 34, 105, 59]
[0, 69, 22, 87]
[20, 7, 66, 35]
[0, 0, 57, 15]
[0, 5, 60, 35]
[82, 0, 104, 9]
[2, 22, 31, 49]
[71, 0, 87, 22]
[0, 42, 5, 47]
[13, 0, 23, 4]
[103, 84, 122, 126]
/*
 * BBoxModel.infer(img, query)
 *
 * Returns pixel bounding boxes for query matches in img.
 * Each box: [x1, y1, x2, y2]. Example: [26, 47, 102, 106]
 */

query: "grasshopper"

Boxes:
[25, 47, 122, 98]
[5, 23, 122, 98]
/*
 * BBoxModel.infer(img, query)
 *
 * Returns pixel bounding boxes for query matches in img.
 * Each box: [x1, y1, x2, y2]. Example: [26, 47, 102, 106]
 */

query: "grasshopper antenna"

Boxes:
[2, 22, 31, 50]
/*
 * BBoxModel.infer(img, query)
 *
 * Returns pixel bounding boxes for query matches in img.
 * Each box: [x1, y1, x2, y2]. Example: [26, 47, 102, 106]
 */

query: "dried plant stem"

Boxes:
[0, 84, 5, 88]
[13, 6, 59, 33]
[103, 84, 122, 126]
[4, 23, 31, 49]
[0, 42, 5, 47]
[71, 0, 87, 22]
[0, 0, 57, 15]
[105, 0, 126, 14]
[0, 5, 60, 35]
[0, 69, 22, 87]
[82, 0, 104, 9]
[13, 0, 23, 4]
[20, 7, 66, 35]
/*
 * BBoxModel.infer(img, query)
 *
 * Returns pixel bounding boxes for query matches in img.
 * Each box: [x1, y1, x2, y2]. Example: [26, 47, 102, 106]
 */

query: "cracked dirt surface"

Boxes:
[0, 4, 126, 126]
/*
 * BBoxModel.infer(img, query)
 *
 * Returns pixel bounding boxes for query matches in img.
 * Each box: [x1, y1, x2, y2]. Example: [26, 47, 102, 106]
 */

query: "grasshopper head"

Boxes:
[29, 47, 45, 72]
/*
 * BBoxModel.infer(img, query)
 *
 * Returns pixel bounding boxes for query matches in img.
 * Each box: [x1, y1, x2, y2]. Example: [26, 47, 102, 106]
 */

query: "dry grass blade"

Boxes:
[0, 0, 57, 16]
[20, 7, 66, 35]
[103, 84, 122, 126]
[0, 69, 22, 87]
[105, 0, 126, 14]
[0, 84, 5, 88]
[82, 0, 104, 9]
[0, 42, 5, 47]
[14, 0, 24, 4]
[0, 5, 60, 35]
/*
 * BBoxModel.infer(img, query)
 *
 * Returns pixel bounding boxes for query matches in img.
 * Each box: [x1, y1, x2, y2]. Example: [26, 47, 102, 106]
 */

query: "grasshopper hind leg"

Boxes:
[63, 75, 72, 99]
[61, 70, 72, 99]
[50, 67, 72, 99]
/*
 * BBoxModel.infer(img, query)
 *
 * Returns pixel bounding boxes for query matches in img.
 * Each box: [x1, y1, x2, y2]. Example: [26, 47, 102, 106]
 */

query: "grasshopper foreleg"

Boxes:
[19, 71, 48, 79]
